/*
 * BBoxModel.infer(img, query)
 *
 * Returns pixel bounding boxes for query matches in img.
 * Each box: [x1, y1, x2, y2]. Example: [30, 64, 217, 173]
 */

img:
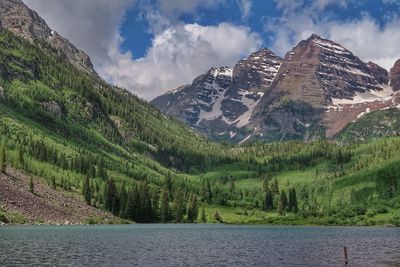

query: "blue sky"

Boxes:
[24, 0, 400, 99]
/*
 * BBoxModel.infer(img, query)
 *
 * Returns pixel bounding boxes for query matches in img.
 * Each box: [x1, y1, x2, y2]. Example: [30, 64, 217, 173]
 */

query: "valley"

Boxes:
[0, 0, 399, 228]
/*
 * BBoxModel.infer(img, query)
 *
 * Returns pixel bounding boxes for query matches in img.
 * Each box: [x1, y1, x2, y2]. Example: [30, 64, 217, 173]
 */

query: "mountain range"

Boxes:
[152, 34, 400, 143]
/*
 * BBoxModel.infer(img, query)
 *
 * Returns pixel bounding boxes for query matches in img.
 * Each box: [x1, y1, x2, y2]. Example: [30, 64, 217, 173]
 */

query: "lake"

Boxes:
[1, 225, 400, 266]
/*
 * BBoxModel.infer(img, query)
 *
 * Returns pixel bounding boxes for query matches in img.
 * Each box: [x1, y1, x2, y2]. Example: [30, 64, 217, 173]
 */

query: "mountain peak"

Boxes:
[309, 33, 323, 40]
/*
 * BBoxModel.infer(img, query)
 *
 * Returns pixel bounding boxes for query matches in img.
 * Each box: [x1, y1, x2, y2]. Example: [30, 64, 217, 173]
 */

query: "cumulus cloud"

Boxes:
[327, 16, 400, 70]
[102, 23, 261, 100]
[266, 0, 400, 70]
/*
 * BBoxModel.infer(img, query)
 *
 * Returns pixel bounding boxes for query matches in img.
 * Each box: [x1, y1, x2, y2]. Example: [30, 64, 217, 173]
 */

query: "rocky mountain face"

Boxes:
[152, 49, 283, 142]
[390, 59, 400, 91]
[152, 34, 400, 143]
[0, 0, 94, 74]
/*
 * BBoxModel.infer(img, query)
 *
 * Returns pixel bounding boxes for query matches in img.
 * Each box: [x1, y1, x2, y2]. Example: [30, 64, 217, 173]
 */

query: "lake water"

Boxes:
[1, 224, 400, 267]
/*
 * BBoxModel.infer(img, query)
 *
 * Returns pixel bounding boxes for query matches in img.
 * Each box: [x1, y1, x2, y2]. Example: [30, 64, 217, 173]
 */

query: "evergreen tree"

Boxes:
[202, 179, 213, 204]
[165, 173, 173, 193]
[105, 178, 118, 214]
[271, 179, 279, 197]
[160, 188, 171, 223]
[263, 189, 274, 210]
[29, 176, 34, 194]
[292, 188, 298, 213]
[280, 190, 288, 211]
[377, 166, 399, 198]
[119, 181, 128, 218]
[277, 200, 284, 215]
[229, 180, 236, 196]
[97, 159, 108, 180]
[187, 194, 199, 222]
[0, 144, 6, 173]
[262, 178, 269, 192]
[125, 186, 138, 221]
[138, 181, 153, 223]
[288, 188, 298, 213]
[82, 175, 91, 205]
[151, 188, 160, 220]
[172, 189, 185, 223]
[200, 205, 206, 223]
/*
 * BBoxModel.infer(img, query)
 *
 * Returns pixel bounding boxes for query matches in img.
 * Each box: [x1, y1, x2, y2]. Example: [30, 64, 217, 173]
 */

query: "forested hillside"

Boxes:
[0, 29, 399, 226]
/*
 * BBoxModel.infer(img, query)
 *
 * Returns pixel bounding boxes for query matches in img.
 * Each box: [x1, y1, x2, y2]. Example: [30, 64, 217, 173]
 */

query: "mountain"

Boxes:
[152, 34, 400, 143]
[152, 49, 283, 142]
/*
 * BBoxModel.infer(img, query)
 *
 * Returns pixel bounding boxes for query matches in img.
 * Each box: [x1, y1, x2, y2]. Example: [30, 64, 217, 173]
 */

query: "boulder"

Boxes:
[40, 101, 63, 118]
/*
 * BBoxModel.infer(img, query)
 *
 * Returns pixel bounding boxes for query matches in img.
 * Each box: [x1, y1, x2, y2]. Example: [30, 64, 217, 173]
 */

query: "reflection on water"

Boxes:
[0, 225, 400, 267]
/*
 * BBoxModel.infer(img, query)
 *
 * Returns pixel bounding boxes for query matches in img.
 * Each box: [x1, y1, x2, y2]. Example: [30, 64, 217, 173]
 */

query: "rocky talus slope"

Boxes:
[0, 167, 117, 224]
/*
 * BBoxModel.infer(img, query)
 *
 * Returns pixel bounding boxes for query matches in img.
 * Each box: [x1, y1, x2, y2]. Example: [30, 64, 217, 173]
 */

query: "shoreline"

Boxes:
[1, 222, 398, 228]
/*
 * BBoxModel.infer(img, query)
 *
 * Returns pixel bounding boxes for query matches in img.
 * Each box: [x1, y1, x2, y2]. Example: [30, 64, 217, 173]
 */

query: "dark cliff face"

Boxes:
[0, 0, 94, 74]
[152, 34, 400, 143]
[220, 49, 282, 124]
[367, 61, 389, 85]
[390, 59, 400, 91]
[151, 67, 233, 128]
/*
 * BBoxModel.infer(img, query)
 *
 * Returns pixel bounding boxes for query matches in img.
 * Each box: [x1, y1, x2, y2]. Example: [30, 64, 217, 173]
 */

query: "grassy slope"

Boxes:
[198, 138, 400, 226]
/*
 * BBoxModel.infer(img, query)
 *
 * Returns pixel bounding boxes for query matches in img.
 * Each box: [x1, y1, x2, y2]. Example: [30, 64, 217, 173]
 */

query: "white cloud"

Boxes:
[237, 0, 252, 21]
[101, 23, 262, 100]
[266, 1, 400, 71]
[327, 16, 400, 70]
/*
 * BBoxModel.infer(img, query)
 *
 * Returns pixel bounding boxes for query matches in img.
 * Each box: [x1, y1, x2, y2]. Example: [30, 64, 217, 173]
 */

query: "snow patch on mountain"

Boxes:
[313, 37, 348, 54]
[330, 84, 394, 106]
[232, 91, 264, 128]
[357, 107, 371, 119]
[239, 134, 252, 145]
[196, 67, 232, 125]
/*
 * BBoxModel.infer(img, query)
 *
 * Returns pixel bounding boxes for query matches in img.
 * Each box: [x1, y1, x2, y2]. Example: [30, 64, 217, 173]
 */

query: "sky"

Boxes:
[24, 0, 400, 100]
